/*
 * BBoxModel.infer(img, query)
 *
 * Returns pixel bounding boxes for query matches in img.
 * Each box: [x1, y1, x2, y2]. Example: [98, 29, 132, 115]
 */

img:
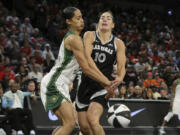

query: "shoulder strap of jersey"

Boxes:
[113, 36, 118, 51]
[64, 29, 75, 39]
[177, 79, 180, 85]
[94, 31, 100, 42]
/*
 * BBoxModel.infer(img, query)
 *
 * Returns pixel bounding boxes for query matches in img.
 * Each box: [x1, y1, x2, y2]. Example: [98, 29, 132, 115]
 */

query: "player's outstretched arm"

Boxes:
[111, 39, 126, 88]
[66, 34, 111, 86]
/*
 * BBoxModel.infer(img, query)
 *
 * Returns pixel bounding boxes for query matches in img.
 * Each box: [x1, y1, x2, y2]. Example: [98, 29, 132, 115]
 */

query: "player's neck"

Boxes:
[97, 30, 112, 44]
[69, 28, 81, 35]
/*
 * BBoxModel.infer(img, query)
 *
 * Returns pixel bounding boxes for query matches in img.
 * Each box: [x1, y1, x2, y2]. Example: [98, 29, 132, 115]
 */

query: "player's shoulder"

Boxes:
[65, 34, 81, 43]
[115, 37, 124, 45]
[83, 31, 95, 38]
[115, 37, 125, 48]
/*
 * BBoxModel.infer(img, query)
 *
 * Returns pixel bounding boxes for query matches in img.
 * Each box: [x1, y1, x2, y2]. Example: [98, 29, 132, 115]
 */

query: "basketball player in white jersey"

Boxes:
[40, 7, 116, 135]
[159, 71, 180, 135]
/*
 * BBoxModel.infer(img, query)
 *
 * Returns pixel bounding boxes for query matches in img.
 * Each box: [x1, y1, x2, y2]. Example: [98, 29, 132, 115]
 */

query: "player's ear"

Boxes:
[66, 19, 71, 25]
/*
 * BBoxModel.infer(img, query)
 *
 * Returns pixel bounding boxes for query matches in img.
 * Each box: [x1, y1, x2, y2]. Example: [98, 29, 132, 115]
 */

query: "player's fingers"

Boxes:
[111, 82, 119, 89]
[111, 74, 117, 78]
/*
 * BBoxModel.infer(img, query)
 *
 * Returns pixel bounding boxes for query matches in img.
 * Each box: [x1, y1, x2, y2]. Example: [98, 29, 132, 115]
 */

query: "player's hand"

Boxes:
[104, 83, 116, 99]
[105, 91, 115, 99]
[111, 74, 123, 89]
[104, 85, 114, 94]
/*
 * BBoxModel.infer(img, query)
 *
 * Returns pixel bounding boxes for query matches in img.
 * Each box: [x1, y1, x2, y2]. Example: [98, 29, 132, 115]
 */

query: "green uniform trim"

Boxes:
[45, 30, 75, 111]
[177, 79, 180, 85]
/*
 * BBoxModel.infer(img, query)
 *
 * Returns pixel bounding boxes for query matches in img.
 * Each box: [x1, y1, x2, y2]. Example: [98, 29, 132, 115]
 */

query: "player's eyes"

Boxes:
[77, 16, 82, 20]
[101, 17, 105, 19]
[107, 17, 112, 20]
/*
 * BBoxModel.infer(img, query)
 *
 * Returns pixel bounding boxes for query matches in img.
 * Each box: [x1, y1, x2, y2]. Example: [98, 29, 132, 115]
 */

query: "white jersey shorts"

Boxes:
[172, 100, 180, 114]
[40, 71, 71, 111]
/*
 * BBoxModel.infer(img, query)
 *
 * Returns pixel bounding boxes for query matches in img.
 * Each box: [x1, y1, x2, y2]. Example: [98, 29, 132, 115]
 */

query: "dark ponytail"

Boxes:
[60, 7, 78, 29]
[62, 7, 78, 20]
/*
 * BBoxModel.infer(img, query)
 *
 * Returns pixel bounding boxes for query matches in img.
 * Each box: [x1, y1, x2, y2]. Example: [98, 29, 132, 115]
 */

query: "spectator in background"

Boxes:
[43, 53, 54, 73]
[0, 84, 11, 135]
[25, 80, 36, 93]
[3, 57, 14, 71]
[14, 73, 21, 84]
[173, 51, 180, 66]
[153, 73, 164, 88]
[124, 65, 138, 86]
[158, 45, 166, 58]
[25, 79, 38, 101]
[143, 72, 155, 88]
[142, 89, 148, 99]
[134, 57, 145, 73]
[8, 25, 19, 37]
[42, 43, 55, 61]
[150, 86, 161, 100]
[19, 27, 28, 44]
[19, 57, 29, 70]
[20, 17, 33, 35]
[28, 56, 42, 72]
[2, 83, 36, 135]
[20, 41, 32, 57]
[0, 64, 14, 81]
[6, 10, 20, 26]
[118, 85, 127, 99]
[28, 63, 43, 82]
[5, 36, 20, 63]
[127, 85, 135, 99]
[0, 33, 8, 48]
[131, 85, 144, 99]
[158, 87, 169, 100]
[17, 65, 29, 86]
[146, 88, 155, 100]
[1, 79, 15, 93]
[32, 44, 43, 65]
[5, 35, 19, 50]
[31, 28, 41, 39]
[162, 66, 175, 87]
[151, 51, 161, 64]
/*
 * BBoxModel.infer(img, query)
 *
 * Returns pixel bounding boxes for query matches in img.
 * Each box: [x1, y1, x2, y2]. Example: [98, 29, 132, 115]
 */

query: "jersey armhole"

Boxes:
[114, 37, 118, 52]
[93, 31, 97, 42]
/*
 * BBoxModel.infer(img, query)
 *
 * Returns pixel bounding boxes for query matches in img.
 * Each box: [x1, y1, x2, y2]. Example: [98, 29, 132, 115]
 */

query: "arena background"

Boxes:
[1, 0, 180, 135]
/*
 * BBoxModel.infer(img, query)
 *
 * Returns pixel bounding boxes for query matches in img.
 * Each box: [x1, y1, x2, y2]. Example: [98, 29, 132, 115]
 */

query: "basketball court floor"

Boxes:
[36, 126, 180, 135]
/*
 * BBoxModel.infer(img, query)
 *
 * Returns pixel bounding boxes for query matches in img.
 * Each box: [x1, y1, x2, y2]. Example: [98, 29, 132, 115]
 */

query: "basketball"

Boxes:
[107, 104, 131, 128]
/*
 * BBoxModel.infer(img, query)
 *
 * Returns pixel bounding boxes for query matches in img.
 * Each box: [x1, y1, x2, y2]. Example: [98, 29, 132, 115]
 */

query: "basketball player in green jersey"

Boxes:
[159, 71, 180, 135]
[40, 7, 116, 135]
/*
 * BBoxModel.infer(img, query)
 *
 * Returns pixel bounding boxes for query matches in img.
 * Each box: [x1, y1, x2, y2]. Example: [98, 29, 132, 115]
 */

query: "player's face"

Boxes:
[68, 9, 84, 31]
[98, 12, 114, 32]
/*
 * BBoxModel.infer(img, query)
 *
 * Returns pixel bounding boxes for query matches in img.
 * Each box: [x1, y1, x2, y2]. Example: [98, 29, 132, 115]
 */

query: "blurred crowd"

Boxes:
[0, 0, 180, 102]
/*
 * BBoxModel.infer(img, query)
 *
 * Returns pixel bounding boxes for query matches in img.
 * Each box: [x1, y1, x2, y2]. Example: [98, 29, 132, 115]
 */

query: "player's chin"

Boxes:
[100, 27, 110, 32]
[79, 26, 84, 31]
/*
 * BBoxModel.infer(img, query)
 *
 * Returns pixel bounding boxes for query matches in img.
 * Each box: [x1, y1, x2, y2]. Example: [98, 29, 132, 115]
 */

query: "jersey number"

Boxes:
[94, 52, 106, 63]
